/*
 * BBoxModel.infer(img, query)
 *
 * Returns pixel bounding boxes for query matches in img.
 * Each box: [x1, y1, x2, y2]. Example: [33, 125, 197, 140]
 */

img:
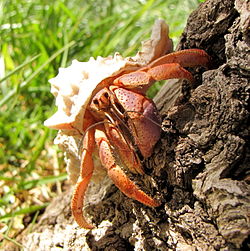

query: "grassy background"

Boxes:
[0, 0, 204, 248]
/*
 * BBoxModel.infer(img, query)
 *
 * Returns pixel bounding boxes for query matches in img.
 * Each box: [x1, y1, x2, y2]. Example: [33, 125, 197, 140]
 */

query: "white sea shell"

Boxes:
[44, 54, 141, 134]
[44, 19, 173, 183]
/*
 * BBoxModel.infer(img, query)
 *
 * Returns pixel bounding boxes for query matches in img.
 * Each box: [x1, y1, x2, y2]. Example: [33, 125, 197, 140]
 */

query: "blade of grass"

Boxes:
[0, 176, 20, 182]
[0, 203, 49, 220]
[0, 40, 76, 107]
[2, 234, 24, 249]
[0, 54, 40, 84]
[61, 31, 69, 68]
[16, 173, 67, 191]
[93, 0, 156, 56]
[68, 6, 91, 40]
[27, 127, 50, 171]
[27, 210, 40, 234]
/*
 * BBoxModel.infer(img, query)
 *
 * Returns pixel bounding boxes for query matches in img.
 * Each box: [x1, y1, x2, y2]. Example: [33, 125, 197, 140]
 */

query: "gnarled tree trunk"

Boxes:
[13, 0, 250, 250]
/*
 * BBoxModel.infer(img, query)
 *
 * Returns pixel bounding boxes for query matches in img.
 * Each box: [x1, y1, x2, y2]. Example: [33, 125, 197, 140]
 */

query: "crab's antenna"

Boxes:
[123, 110, 162, 128]
[109, 99, 162, 141]
[108, 95, 162, 129]
[105, 109, 138, 152]
[77, 121, 110, 154]
[109, 98, 162, 133]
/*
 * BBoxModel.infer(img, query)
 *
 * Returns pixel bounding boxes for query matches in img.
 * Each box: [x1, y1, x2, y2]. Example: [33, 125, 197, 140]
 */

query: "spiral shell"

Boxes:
[44, 19, 173, 183]
[44, 54, 138, 134]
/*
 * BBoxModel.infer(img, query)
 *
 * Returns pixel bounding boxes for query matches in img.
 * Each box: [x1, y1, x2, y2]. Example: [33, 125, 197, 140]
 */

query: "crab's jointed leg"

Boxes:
[105, 122, 144, 174]
[71, 129, 95, 229]
[146, 63, 194, 82]
[114, 49, 210, 91]
[95, 126, 160, 207]
[146, 48, 210, 69]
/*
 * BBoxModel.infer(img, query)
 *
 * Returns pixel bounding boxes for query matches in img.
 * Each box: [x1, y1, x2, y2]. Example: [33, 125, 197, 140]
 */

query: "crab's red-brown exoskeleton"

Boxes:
[70, 48, 210, 229]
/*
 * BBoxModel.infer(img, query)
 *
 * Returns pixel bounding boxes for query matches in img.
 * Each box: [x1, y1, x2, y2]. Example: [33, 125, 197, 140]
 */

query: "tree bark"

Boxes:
[14, 0, 250, 250]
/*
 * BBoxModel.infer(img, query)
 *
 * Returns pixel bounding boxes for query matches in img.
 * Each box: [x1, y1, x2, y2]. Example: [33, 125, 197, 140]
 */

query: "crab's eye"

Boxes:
[103, 92, 109, 98]
[93, 99, 99, 105]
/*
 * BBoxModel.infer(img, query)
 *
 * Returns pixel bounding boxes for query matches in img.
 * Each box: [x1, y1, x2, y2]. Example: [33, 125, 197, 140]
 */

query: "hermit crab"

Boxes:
[44, 20, 210, 229]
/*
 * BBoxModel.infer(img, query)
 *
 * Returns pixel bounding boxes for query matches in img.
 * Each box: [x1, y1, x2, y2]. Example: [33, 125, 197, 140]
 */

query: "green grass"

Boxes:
[0, 0, 204, 247]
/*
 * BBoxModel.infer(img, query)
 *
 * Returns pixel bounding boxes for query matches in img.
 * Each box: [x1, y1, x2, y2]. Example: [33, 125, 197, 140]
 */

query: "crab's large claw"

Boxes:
[114, 49, 210, 91]
[111, 86, 161, 158]
[95, 127, 159, 207]
[71, 129, 95, 229]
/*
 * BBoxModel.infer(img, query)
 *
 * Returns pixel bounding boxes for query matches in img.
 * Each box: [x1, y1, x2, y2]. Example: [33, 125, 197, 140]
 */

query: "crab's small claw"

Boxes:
[71, 129, 95, 229]
[95, 127, 160, 207]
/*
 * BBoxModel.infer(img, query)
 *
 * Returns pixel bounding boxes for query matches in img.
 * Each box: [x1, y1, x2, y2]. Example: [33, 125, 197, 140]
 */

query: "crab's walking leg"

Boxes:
[114, 63, 194, 89]
[71, 129, 95, 229]
[114, 49, 210, 90]
[147, 63, 194, 82]
[147, 49, 210, 69]
[95, 127, 160, 207]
